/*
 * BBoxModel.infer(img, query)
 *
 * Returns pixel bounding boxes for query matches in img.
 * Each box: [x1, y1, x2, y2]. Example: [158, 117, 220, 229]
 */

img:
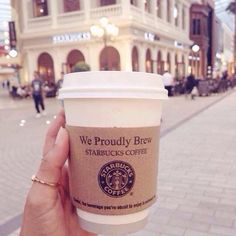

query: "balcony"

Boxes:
[130, 5, 142, 23]
[57, 10, 85, 25]
[90, 4, 122, 19]
[27, 16, 52, 30]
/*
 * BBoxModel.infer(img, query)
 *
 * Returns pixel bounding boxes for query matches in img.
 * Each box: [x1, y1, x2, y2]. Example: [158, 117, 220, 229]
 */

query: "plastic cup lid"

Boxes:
[58, 71, 168, 100]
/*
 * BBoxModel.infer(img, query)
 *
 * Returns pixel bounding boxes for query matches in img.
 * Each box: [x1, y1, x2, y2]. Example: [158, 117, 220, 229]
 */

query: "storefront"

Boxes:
[13, 0, 192, 84]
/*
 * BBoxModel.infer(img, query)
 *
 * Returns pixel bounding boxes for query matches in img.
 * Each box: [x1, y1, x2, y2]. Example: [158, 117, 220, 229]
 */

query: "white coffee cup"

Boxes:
[59, 71, 167, 235]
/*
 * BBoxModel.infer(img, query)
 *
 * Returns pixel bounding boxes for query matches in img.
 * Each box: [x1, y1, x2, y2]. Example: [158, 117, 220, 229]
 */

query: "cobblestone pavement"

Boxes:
[0, 88, 235, 236]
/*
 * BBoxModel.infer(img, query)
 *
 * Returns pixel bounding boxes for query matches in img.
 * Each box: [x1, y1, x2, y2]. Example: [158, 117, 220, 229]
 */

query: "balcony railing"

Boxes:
[130, 5, 142, 23]
[90, 4, 122, 19]
[57, 10, 85, 25]
[27, 16, 52, 30]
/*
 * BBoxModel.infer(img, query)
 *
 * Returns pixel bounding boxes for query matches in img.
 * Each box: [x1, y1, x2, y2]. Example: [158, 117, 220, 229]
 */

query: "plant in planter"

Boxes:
[72, 61, 91, 72]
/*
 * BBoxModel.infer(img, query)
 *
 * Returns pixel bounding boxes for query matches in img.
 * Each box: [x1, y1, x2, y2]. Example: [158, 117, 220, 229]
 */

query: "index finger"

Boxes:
[43, 109, 66, 156]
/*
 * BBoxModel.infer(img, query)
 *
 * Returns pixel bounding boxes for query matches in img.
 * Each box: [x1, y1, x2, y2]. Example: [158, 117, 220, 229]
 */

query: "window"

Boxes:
[100, 0, 116, 6]
[167, 0, 171, 23]
[182, 7, 185, 30]
[130, 0, 138, 6]
[145, 0, 151, 13]
[132, 46, 139, 71]
[100, 46, 120, 71]
[157, 51, 162, 74]
[38, 52, 54, 82]
[157, 0, 161, 18]
[192, 19, 201, 35]
[33, 0, 48, 17]
[145, 49, 153, 73]
[64, 0, 80, 12]
[174, 4, 178, 26]
[67, 49, 85, 72]
[167, 52, 171, 72]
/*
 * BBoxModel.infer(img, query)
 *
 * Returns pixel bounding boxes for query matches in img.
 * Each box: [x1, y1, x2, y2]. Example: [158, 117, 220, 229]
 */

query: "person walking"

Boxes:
[31, 71, 46, 118]
[162, 70, 174, 96]
[185, 74, 197, 100]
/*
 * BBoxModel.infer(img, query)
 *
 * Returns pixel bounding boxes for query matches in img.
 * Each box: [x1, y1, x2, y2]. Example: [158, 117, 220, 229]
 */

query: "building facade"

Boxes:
[221, 23, 234, 75]
[12, 0, 192, 83]
[189, 0, 215, 78]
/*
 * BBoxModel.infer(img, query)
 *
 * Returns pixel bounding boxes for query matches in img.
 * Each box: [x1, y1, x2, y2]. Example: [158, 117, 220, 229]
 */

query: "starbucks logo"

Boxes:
[98, 161, 135, 198]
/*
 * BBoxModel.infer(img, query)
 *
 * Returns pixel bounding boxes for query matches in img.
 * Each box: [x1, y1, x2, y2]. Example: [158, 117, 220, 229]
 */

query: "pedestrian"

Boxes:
[185, 74, 197, 100]
[31, 71, 46, 118]
[20, 110, 95, 236]
[6, 80, 10, 90]
[162, 70, 174, 96]
[2, 81, 5, 89]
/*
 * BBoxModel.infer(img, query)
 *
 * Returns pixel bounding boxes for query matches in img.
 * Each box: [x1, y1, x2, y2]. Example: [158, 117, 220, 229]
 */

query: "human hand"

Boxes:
[20, 110, 95, 236]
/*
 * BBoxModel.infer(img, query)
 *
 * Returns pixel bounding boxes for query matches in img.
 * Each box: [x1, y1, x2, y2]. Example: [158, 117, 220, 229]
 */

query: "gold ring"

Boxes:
[31, 175, 59, 187]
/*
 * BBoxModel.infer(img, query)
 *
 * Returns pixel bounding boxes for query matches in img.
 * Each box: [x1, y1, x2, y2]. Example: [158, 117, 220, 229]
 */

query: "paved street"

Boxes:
[0, 88, 236, 236]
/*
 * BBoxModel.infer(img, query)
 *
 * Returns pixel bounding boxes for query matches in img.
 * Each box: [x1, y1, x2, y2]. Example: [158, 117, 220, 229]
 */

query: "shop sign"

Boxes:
[174, 41, 183, 49]
[53, 32, 91, 43]
[8, 21, 17, 48]
[144, 32, 160, 42]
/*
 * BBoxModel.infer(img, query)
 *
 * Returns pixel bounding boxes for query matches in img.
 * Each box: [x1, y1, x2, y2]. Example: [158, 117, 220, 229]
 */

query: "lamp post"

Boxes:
[90, 17, 119, 70]
[191, 44, 200, 76]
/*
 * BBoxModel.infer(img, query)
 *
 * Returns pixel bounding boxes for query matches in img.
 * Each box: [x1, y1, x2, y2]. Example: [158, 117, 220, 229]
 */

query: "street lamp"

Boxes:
[191, 44, 200, 76]
[192, 44, 200, 53]
[90, 17, 119, 70]
[9, 48, 18, 58]
[90, 17, 119, 47]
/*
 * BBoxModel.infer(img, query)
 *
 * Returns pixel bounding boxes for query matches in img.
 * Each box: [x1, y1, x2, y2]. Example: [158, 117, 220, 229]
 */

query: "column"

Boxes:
[170, 0, 175, 25]
[162, 49, 168, 71]
[137, 0, 145, 22]
[178, 2, 183, 30]
[170, 51, 176, 77]
[162, 0, 167, 21]
[121, 0, 130, 18]
[84, 0, 91, 20]
[52, 48, 62, 82]
[139, 45, 146, 72]
[184, 52, 189, 77]
[186, 4, 190, 35]
[49, 0, 58, 28]
[88, 43, 101, 71]
[119, 41, 132, 71]
[150, 0, 156, 15]
[152, 48, 158, 73]
[26, 50, 38, 82]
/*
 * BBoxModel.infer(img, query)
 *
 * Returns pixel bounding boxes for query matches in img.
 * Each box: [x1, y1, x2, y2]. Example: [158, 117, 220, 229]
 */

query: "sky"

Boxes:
[215, 0, 235, 31]
[0, 0, 11, 28]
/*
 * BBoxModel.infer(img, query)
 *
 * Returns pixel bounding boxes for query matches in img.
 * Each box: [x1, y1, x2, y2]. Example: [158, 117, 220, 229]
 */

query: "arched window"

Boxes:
[167, 52, 171, 72]
[182, 7, 185, 30]
[33, 0, 48, 17]
[145, 0, 151, 13]
[130, 0, 138, 7]
[38, 52, 54, 82]
[157, 0, 161, 18]
[174, 3, 179, 26]
[132, 46, 139, 71]
[157, 51, 162, 74]
[182, 55, 185, 76]
[100, 46, 120, 71]
[167, 0, 171, 23]
[145, 49, 153, 73]
[64, 0, 80, 12]
[67, 49, 85, 72]
[175, 53, 178, 77]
